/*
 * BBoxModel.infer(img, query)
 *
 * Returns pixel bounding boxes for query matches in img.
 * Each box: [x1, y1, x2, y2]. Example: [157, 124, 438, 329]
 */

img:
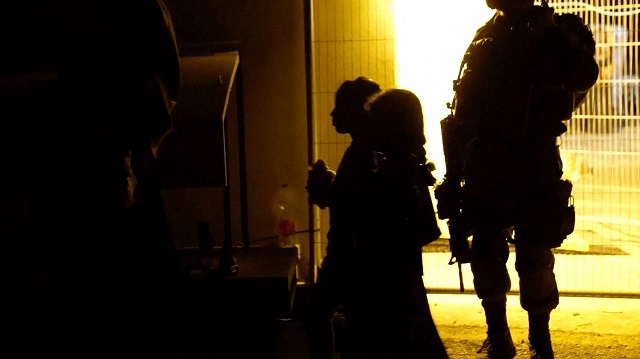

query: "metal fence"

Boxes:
[310, 0, 640, 297]
[546, 0, 639, 296]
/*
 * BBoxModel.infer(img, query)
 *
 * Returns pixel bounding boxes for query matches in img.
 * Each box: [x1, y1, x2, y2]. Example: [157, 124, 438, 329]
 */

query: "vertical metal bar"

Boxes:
[236, 60, 250, 248]
[305, 0, 317, 287]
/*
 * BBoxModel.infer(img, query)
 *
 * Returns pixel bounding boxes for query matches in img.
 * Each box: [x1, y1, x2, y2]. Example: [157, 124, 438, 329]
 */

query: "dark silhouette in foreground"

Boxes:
[0, 1, 181, 357]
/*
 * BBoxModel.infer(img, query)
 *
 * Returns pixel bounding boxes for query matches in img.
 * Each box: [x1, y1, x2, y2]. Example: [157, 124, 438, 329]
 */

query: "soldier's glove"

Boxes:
[447, 217, 472, 265]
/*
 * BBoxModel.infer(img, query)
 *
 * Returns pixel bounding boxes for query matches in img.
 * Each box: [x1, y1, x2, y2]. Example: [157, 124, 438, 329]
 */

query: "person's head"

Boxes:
[486, 0, 535, 14]
[331, 77, 381, 137]
[368, 88, 426, 160]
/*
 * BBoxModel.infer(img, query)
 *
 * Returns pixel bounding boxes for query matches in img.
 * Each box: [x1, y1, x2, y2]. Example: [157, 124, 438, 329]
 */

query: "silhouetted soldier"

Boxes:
[435, 1, 598, 358]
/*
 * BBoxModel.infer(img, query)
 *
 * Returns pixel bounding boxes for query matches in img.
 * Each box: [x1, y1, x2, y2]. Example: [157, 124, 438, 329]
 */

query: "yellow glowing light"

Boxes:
[394, 1, 494, 181]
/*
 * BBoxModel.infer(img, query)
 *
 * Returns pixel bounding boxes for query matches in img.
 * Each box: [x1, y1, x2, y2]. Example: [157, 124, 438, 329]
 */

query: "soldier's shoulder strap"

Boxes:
[471, 13, 499, 42]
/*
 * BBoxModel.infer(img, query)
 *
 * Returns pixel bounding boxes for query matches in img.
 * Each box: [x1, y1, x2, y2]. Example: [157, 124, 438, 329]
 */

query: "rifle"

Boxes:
[433, 63, 472, 293]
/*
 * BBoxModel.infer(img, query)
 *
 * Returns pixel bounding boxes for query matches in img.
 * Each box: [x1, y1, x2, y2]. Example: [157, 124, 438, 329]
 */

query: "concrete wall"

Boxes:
[162, 0, 310, 246]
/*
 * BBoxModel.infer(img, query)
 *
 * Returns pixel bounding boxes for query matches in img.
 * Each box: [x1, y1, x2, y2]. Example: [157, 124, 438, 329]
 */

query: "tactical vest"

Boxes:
[454, 7, 597, 142]
[452, 6, 598, 200]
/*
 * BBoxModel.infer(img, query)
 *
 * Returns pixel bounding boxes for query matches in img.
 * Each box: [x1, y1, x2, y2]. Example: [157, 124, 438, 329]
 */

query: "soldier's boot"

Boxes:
[477, 303, 516, 359]
[528, 312, 554, 359]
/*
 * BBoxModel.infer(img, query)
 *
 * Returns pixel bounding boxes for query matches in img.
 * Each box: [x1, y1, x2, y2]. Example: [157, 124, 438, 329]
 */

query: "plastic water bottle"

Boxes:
[275, 183, 297, 247]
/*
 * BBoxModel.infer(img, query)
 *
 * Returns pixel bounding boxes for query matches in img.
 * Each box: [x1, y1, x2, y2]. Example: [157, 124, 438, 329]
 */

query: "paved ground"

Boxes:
[430, 293, 640, 358]
[277, 292, 640, 358]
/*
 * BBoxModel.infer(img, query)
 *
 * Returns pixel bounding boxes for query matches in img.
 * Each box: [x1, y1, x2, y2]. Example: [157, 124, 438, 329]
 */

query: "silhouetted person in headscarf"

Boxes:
[341, 88, 447, 359]
[435, 0, 598, 358]
[0, 1, 181, 357]
[306, 77, 381, 359]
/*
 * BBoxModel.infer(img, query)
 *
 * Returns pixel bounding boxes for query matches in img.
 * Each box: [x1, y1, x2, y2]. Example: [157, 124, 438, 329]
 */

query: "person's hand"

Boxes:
[306, 159, 335, 209]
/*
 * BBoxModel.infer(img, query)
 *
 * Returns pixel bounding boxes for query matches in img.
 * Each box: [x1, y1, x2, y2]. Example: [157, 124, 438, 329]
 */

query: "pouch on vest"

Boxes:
[540, 179, 575, 248]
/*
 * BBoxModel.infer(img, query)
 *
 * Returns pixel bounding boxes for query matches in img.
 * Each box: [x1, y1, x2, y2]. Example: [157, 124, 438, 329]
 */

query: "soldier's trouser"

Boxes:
[514, 239, 559, 313]
[470, 226, 512, 307]
[470, 225, 559, 313]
